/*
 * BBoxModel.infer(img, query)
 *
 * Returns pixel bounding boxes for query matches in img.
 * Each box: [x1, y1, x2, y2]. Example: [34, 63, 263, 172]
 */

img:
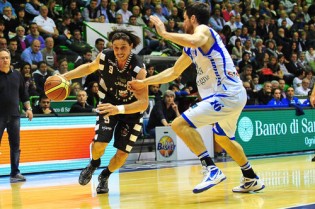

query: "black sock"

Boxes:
[198, 151, 215, 167]
[100, 167, 112, 178]
[91, 158, 101, 167]
[241, 162, 257, 178]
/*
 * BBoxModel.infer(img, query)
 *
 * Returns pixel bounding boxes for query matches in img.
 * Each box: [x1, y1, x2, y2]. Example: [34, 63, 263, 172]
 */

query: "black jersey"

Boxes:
[98, 50, 145, 121]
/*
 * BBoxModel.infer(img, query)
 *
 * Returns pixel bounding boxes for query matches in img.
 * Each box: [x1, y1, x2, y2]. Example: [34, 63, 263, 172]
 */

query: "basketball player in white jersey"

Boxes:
[129, 2, 265, 193]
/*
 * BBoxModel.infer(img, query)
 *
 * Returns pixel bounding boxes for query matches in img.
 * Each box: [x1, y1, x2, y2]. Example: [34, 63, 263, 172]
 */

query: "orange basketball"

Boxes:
[44, 75, 70, 101]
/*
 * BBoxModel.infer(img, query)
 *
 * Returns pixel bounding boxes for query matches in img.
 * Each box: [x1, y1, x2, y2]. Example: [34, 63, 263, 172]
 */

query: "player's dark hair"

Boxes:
[108, 29, 140, 49]
[185, 2, 210, 25]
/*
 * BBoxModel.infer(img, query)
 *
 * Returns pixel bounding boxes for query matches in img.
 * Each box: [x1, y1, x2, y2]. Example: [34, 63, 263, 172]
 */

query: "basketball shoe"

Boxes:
[10, 173, 26, 183]
[96, 175, 109, 194]
[78, 164, 97, 185]
[193, 165, 226, 194]
[312, 156, 315, 162]
[232, 177, 265, 193]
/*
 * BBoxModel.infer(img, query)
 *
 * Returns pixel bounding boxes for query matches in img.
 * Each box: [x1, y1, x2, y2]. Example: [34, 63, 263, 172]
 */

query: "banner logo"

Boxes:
[157, 136, 176, 158]
[238, 117, 254, 142]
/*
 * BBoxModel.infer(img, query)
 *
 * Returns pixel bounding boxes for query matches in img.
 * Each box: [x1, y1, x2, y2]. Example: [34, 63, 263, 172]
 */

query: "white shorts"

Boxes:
[182, 88, 246, 139]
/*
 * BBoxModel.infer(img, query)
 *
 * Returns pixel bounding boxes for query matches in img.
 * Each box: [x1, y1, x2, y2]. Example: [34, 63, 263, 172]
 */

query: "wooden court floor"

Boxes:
[0, 153, 314, 209]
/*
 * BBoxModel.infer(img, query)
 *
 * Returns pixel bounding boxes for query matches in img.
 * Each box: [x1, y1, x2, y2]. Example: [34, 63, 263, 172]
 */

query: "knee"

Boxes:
[93, 142, 106, 152]
[114, 152, 129, 162]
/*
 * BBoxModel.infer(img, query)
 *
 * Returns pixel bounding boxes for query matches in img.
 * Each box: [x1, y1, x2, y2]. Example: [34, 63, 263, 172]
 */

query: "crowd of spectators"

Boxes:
[3, 0, 315, 113]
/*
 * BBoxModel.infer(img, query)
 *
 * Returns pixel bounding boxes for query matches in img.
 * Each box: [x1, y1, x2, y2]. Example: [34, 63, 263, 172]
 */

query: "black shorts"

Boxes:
[93, 114, 143, 153]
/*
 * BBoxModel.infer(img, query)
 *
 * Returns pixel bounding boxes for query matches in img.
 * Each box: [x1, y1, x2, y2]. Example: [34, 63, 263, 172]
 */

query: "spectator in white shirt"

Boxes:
[295, 78, 311, 96]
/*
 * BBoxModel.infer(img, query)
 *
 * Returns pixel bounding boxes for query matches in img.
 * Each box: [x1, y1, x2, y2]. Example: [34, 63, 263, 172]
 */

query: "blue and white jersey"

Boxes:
[184, 27, 243, 99]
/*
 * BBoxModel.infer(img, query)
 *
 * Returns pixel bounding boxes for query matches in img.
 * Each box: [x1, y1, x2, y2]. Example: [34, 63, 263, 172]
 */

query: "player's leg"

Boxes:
[214, 121, 265, 193]
[79, 116, 116, 186]
[96, 120, 142, 194]
[172, 100, 227, 194]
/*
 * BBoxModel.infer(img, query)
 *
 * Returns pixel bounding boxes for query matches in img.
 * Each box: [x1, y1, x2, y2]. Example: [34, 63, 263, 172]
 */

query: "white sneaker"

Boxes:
[232, 177, 265, 193]
[193, 166, 226, 194]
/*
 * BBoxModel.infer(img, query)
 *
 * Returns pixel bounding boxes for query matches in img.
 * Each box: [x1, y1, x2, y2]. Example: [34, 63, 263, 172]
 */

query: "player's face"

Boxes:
[183, 12, 194, 34]
[112, 39, 133, 62]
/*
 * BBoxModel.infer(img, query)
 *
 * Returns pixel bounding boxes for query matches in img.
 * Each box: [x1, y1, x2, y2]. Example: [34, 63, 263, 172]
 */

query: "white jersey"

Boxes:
[184, 27, 243, 100]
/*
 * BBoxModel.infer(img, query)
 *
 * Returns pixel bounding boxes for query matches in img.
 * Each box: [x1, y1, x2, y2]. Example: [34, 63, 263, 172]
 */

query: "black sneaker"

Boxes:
[78, 164, 97, 185]
[96, 175, 109, 194]
[312, 156, 315, 162]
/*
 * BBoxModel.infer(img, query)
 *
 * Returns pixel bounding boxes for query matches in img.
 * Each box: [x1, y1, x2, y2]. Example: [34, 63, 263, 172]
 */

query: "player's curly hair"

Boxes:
[108, 29, 141, 49]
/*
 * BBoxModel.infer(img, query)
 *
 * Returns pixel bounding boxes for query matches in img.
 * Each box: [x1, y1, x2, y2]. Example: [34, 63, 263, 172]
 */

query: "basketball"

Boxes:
[44, 75, 70, 101]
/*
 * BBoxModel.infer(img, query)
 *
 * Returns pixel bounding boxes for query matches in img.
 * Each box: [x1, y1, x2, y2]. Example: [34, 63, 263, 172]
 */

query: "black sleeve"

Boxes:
[18, 71, 29, 104]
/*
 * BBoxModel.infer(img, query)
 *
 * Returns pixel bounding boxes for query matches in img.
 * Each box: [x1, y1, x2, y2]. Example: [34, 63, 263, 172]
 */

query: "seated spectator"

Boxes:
[68, 29, 91, 56]
[267, 88, 285, 106]
[11, 25, 26, 53]
[1, 6, 19, 37]
[118, 1, 134, 24]
[25, 22, 45, 50]
[70, 82, 82, 96]
[69, 10, 84, 34]
[41, 37, 57, 74]
[33, 5, 65, 46]
[239, 65, 253, 82]
[306, 71, 315, 89]
[146, 64, 156, 78]
[8, 38, 21, 71]
[231, 38, 243, 64]
[146, 90, 180, 138]
[292, 70, 305, 90]
[281, 87, 301, 105]
[295, 78, 311, 96]
[243, 81, 257, 105]
[69, 90, 96, 113]
[82, 0, 102, 22]
[270, 80, 280, 90]
[171, 75, 185, 90]
[0, 20, 8, 40]
[21, 39, 43, 71]
[209, 8, 225, 32]
[257, 81, 273, 105]
[33, 94, 56, 115]
[302, 90, 312, 106]
[278, 54, 294, 85]
[25, 0, 41, 23]
[47, 0, 62, 23]
[148, 84, 162, 101]
[86, 81, 100, 108]
[252, 75, 262, 92]
[20, 62, 38, 96]
[91, 38, 105, 60]
[32, 61, 50, 95]
[54, 59, 67, 75]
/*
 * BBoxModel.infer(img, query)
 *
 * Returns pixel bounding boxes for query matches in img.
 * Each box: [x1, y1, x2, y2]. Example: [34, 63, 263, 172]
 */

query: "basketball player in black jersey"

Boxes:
[61, 29, 148, 194]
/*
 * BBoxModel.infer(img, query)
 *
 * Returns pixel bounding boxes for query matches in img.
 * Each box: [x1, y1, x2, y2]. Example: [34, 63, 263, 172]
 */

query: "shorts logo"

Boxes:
[210, 100, 224, 111]
[237, 117, 254, 142]
[121, 125, 129, 137]
[157, 136, 176, 158]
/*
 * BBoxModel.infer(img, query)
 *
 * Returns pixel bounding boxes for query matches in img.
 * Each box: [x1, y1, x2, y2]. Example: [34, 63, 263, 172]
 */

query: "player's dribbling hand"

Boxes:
[149, 16, 166, 37]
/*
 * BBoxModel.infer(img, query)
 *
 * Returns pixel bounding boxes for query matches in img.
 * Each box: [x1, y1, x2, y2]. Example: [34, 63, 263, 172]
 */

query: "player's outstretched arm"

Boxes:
[62, 53, 101, 81]
[150, 16, 209, 48]
[128, 53, 192, 90]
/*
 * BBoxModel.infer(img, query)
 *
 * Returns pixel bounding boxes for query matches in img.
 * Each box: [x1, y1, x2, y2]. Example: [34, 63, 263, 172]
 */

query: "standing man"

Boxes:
[129, 2, 265, 194]
[60, 29, 148, 194]
[0, 48, 33, 183]
[310, 87, 315, 162]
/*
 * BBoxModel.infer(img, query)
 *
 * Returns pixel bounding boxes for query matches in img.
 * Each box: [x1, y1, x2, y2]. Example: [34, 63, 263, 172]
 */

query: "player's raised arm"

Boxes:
[149, 16, 209, 48]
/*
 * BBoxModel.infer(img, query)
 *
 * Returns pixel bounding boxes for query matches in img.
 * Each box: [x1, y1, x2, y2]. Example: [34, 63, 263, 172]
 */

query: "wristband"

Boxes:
[117, 105, 125, 114]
